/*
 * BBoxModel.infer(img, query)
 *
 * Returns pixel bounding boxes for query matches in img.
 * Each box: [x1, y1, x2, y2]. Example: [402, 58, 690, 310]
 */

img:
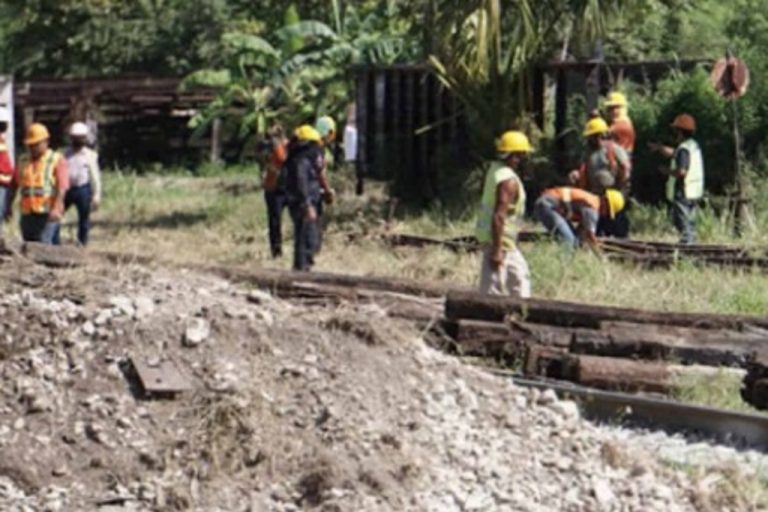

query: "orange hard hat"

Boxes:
[671, 114, 696, 133]
[25, 123, 50, 145]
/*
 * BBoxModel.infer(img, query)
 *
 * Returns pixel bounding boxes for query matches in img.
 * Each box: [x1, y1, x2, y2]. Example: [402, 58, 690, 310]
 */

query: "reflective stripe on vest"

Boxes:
[475, 161, 526, 249]
[20, 150, 59, 215]
[667, 139, 704, 201]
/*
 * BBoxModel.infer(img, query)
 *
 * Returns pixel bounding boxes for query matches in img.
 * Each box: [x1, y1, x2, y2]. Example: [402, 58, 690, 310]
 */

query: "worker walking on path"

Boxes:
[476, 131, 533, 298]
[535, 187, 625, 249]
[0, 108, 15, 236]
[284, 125, 324, 271]
[53, 122, 101, 246]
[313, 115, 337, 255]
[650, 114, 704, 244]
[260, 125, 289, 258]
[569, 117, 632, 238]
[10, 123, 69, 244]
[605, 92, 636, 155]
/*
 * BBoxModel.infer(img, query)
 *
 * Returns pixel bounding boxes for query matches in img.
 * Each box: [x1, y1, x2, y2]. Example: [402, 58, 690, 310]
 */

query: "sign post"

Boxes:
[711, 50, 750, 237]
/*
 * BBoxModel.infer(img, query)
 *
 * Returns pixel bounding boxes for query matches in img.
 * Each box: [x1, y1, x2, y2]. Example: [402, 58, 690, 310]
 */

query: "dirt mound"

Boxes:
[0, 256, 760, 511]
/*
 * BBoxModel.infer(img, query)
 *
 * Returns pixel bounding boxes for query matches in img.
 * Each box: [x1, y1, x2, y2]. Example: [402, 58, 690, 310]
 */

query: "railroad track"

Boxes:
[384, 232, 768, 271]
[492, 372, 768, 449]
[19, 242, 768, 448]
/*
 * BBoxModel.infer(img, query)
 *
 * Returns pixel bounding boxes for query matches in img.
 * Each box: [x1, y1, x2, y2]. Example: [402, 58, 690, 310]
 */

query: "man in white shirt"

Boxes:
[54, 122, 102, 246]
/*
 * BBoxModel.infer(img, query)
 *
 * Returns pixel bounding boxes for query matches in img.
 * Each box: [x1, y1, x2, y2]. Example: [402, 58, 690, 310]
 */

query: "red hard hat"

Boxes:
[671, 114, 696, 133]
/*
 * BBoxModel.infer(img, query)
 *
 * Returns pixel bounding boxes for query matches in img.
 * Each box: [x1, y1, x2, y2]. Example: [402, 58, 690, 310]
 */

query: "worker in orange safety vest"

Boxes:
[9, 123, 69, 244]
[534, 187, 626, 249]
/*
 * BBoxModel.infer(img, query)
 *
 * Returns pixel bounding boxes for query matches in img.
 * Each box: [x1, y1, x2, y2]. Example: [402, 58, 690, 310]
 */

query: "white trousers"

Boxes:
[479, 246, 531, 299]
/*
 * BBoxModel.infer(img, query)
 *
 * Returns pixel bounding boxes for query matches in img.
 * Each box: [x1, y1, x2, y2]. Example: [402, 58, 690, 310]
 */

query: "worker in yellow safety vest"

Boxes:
[9, 123, 69, 244]
[476, 131, 533, 298]
[649, 113, 704, 244]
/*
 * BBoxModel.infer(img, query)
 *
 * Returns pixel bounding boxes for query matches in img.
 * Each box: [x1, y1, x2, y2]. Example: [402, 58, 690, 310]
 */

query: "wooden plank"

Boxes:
[445, 290, 768, 330]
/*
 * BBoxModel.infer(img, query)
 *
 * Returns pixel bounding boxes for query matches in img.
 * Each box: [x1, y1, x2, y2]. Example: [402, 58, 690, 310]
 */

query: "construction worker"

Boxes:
[534, 187, 625, 249]
[313, 115, 337, 254]
[52, 122, 102, 246]
[569, 117, 631, 238]
[476, 131, 532, 298]
[259, 124, 289, 258]
[0, 108, 15, 235]
[605, 92, 636, 155]
[284, 125, 323, 271]
[649, 114, 704, 244]
[10, 123, 69, 244]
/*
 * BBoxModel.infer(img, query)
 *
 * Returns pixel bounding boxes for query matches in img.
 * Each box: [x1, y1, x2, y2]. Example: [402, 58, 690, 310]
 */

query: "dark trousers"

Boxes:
[597, 210, 630, 238]
[290, 203, 318, 271]
[265, 189, 286, 257]
[53, 184, 92, 246]
[20, 214, 59, 244]
[670, 199, 696, 244]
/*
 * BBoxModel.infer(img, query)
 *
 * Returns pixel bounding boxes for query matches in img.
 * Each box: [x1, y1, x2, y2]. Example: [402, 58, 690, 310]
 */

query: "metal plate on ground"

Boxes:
[132, 358, 192, 397]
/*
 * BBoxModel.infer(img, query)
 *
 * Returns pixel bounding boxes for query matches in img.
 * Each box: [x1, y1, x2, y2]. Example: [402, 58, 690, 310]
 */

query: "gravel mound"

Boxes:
[0, 258, 762, 511]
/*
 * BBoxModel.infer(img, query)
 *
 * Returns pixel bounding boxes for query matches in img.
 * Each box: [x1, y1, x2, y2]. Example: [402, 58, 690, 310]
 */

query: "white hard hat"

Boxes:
[70, 122, 89, 137]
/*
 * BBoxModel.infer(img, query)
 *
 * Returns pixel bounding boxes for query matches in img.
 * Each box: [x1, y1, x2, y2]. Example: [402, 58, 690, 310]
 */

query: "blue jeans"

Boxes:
[0, 187, 9, 236]
[53, 183, 93, 246]
[20, 214, 59, 244]
[670, 199, 696, 244]
[535, 196, 578, 248]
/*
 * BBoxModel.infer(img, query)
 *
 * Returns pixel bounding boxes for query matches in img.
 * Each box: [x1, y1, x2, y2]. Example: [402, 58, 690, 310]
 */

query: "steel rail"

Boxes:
[490, 371, 768, 449]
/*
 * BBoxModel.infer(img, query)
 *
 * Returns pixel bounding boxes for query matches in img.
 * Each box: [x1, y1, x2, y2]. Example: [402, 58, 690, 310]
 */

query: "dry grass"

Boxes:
[71, 172, 768, 317]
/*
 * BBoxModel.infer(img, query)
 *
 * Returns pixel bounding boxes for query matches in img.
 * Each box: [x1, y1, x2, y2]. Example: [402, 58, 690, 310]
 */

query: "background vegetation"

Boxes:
[1, 0, 768, 207]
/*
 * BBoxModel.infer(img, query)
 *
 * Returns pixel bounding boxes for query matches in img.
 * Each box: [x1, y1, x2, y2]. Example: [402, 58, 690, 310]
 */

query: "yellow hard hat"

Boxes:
[496, 131, 532, 154]
[294, 124, 322, 143]
[605, 189, 626, 219]
[25, 123, 50, 145]
[584, 118, 610, 137]
[605, 92, 628, 108]
[315, 116, 337, 138]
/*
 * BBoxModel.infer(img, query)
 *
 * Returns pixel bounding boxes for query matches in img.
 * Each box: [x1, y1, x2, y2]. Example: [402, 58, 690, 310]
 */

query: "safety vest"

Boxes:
[0, 143, 11, 186]
[544, 186, 601, 212]
[475, 161, 526, 249]
[666, 139, 704, 201]
[19, 149, 61, 215]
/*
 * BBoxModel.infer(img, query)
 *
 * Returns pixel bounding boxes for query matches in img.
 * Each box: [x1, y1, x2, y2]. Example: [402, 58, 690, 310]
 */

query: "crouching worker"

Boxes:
[284, 125, 323, 271]
[476, 131, 532, 298]
[535, 187, 625, 249]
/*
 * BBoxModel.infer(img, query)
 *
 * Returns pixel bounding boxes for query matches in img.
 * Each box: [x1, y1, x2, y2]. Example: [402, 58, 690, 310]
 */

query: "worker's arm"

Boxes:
[576, 206, 600, 251]
[614, 145, 632, 189]
[89, 150, 103, 209]
[648, 142, 675, 159]
[568, 165, 587, 189]
[490, 178, 517, 269]
[315, 152, 335, 204]
[50, 157, 70, 222]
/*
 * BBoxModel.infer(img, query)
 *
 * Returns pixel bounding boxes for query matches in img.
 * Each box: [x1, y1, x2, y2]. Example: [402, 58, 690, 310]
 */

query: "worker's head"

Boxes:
[496, 131, 533, 167]
[315, 116, 337, 144]
[294, 124, 322, 146]
[605, 92, 628, 121]
[583, 117, 610, 148]
[69, 122, 89, 149]
[602, 189, 626, 219]
[25, 123, 50, 159]
[671, 113, 696, 142]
